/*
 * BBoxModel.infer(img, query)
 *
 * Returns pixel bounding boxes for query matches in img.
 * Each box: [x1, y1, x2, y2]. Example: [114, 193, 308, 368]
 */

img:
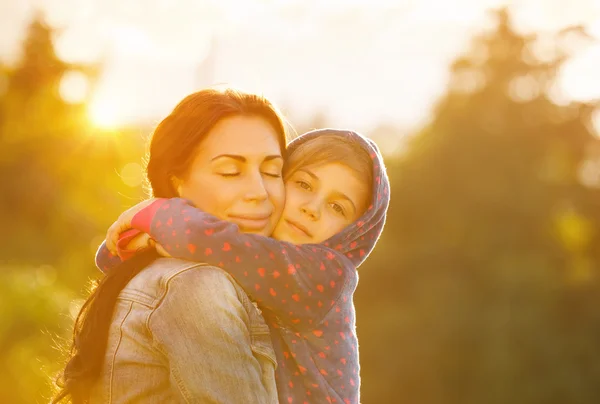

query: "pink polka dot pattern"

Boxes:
[96, 129, 391, 403]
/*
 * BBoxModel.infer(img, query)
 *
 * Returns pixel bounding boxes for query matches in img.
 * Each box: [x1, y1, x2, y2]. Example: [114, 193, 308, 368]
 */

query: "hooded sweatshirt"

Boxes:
[96, 129, 390, 404]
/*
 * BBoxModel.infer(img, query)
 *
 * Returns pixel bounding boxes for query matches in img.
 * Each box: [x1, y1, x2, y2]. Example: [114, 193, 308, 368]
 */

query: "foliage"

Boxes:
[356, 9, 600, 404]
[0, 17, 146, 403]
[2, 8, 600, 404]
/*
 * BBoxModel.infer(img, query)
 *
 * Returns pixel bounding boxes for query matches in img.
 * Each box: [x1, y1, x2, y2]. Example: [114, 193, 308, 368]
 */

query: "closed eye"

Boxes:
[263, 172, 282, 178]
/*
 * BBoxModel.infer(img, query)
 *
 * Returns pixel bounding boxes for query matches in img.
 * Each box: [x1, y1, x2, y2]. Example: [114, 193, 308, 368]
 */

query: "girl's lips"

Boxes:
[285, 219, 312, 238]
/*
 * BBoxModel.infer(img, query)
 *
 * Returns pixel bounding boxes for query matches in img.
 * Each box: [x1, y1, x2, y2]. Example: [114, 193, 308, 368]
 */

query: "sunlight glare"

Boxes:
[88, 97, 122, 129]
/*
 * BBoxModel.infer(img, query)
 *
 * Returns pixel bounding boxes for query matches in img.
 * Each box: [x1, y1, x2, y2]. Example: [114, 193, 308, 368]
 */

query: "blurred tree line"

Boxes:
[1, 8, 600, 404]
[0, 18, 147, 403]
[356, 9, 600, 404]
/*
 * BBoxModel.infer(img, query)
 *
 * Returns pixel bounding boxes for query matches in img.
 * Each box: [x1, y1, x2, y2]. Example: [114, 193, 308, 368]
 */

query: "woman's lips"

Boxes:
[285, 219, 312, 238]
[228, 213, 272, 230]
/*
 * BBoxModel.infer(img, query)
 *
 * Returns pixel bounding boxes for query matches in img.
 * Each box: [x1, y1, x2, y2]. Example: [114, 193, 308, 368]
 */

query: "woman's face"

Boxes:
[272, 163, 370, 244]
[175, 115, 286, 236]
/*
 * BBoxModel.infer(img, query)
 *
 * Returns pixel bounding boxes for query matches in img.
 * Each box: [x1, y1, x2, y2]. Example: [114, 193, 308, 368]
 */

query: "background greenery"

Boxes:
[1, 8, 599, 404]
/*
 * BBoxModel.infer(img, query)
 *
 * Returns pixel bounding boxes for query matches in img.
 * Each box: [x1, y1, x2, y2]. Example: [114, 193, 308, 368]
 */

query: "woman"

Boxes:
[97, 130, 390, 403]
[54, 88, 287, 403]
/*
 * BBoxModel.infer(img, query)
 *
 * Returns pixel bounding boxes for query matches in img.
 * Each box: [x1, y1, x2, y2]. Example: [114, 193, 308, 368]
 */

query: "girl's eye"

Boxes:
[331, 203, 346, 216]
[219, 173, 240, 177]
[297, 180, 311, 190]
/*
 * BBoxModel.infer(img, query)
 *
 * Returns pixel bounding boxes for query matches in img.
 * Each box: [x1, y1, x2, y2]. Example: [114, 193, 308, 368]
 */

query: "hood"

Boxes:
[285, 128, 390, 268]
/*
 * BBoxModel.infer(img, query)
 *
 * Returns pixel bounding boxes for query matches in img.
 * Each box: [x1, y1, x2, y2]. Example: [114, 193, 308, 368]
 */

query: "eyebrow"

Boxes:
[299, 168, 318, 180]
[211, 154, 283, 162]
[299, 169, 357, 215]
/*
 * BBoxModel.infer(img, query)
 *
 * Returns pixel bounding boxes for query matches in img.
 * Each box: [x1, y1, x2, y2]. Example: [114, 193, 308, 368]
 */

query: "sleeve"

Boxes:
[150, 267, 277, 403]
[95, 241, 122, 273]
[95, 229, 148, 273]
[131, 198, 354, 326]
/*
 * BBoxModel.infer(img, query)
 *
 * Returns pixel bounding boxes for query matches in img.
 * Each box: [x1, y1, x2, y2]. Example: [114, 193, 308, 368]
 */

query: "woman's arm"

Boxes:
[122, 198, 355, 326]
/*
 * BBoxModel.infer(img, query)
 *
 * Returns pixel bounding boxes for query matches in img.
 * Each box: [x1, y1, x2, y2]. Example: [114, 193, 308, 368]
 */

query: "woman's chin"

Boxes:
[243, 221, 278, 237]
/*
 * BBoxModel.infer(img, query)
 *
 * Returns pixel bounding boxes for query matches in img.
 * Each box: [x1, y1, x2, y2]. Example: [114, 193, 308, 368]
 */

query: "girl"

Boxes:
[100, 129, 390, 404]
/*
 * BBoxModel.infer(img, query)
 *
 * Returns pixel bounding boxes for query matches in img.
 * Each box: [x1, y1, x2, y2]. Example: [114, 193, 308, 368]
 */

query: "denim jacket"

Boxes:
[90, 258, 278, 404]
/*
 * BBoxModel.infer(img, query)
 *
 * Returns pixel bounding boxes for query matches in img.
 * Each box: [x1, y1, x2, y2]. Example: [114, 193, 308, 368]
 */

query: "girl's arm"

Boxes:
[96, 229, 153, 273]
[95, 241, 122, 273]
[126, 198, 355, 327]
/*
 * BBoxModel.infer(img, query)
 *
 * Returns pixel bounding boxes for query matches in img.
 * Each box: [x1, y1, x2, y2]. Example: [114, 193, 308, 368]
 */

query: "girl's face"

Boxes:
[272, 163, 370, 244]
[176, 115, 286, 236]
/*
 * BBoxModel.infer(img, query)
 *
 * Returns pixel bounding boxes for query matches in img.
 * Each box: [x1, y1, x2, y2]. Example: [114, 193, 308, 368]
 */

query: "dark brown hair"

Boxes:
[52, 88, 288, 403]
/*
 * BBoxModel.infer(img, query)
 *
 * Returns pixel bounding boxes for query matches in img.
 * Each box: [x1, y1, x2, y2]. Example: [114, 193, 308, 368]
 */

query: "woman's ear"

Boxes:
[170, 175, 183, 196]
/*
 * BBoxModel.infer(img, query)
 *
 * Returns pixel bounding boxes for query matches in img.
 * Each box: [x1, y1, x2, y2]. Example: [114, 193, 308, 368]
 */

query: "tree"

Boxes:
[356, 8, 600, 404]
[0, 16, 146, 403]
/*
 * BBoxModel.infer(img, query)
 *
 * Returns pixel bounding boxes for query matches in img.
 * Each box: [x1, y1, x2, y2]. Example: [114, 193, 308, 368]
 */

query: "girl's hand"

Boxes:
[106, 199, 157, 255]
[149, 238, 172, 258]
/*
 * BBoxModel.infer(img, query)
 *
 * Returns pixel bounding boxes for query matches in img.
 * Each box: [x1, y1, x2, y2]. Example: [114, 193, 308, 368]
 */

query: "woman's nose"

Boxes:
[243, 172, 269, 202]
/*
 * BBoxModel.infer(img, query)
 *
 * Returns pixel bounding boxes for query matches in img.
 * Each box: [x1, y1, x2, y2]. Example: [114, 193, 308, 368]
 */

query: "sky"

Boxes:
[1, 0, 599, 138]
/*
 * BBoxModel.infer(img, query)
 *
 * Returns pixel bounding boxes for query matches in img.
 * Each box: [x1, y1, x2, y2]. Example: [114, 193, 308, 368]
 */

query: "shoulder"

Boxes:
[121, 258, 228, 307]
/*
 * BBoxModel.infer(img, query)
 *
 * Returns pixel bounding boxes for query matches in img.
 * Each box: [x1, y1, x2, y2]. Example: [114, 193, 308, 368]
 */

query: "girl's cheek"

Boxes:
[285, 187, 301, 204]
[332, 217, 348, 233]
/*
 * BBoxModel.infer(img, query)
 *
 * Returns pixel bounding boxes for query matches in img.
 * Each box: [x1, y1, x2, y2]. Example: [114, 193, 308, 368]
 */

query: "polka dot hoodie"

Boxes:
[96, 129, 390, 404]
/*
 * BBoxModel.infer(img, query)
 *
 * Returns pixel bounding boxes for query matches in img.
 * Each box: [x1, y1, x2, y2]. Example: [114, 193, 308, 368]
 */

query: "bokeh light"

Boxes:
[3, 2, 600, 404]
[508, 74, 540, 102]
[59, 71, 90, 104]
[560, 44, 600, 101]
[120, 162, 144, 188]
